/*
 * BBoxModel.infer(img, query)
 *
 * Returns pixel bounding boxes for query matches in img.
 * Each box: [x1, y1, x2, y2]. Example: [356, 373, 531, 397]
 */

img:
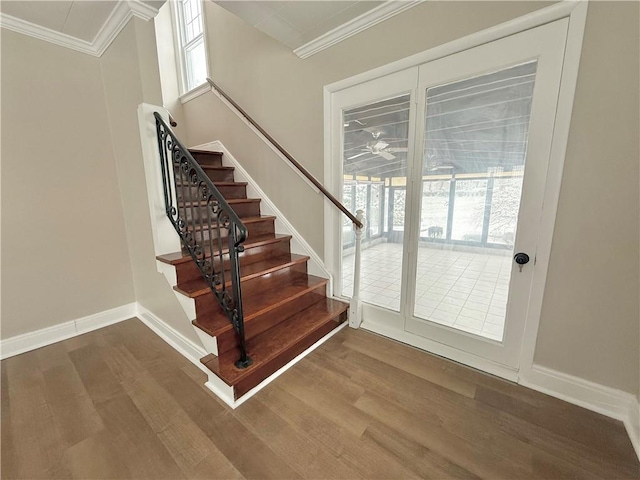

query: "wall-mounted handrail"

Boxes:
[154, 112, 252, 369]
[206, 78, 363, 229]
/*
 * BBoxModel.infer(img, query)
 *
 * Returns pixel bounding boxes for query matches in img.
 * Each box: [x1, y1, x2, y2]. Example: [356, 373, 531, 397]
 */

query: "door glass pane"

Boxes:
[341, 94, 411, 311]
[414, 62, 537, 341]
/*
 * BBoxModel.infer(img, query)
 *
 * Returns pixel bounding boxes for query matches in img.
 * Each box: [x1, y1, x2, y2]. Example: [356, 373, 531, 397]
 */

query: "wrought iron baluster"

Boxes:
[154, 112, 251, 369]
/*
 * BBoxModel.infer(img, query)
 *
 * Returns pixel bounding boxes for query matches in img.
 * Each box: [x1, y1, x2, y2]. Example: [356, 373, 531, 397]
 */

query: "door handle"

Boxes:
[514, 252, 530, 271]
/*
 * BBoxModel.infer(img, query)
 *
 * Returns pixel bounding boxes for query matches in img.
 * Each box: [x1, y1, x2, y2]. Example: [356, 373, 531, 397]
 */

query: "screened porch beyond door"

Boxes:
[342, 242, 511, 341]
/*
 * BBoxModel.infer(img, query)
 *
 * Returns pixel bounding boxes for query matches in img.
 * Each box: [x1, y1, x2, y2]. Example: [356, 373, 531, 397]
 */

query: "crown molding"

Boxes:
[0, 0, 160, 57]
[294, 0, 422, 59]
[0, 12, 96, 55]
[128, 0, 160, 21]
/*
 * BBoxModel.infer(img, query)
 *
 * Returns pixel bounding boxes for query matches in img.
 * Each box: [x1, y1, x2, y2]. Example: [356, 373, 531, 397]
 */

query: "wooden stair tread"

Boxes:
[174, 253, 310, 298]
[193, 270, 328, 337]
[201, 297, 348, 388]
[156, 233, 292, 265]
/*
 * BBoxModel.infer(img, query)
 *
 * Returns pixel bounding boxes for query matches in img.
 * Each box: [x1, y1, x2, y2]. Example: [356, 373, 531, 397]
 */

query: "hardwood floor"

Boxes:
[2, 318, 638, 479]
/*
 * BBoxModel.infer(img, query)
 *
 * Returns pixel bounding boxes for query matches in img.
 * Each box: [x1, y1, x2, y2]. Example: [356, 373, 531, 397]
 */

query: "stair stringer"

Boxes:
[190, 140, 335, 296]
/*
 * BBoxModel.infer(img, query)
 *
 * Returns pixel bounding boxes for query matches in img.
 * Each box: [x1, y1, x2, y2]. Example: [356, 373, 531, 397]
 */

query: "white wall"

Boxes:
[182, 1, 639, 395]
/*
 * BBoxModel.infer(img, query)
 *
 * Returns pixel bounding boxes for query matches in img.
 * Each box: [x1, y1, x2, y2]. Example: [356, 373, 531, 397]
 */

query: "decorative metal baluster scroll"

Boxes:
[154, 112, 252, 369]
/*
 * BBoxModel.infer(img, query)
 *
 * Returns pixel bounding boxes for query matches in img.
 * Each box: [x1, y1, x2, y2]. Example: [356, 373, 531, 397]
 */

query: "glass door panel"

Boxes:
[341, 94, 411, 311]
[413, 62, 537, 341]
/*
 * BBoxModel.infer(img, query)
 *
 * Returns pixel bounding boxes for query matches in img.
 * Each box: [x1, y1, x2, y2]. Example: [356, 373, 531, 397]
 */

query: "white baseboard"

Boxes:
[228, 321, 348, 409]
[135, 304, 208, 370]
[625, 397, 640, 460]
[136, 303, 348, 409]
[521, 364, 640, 461]
[0, 303, 137, 360]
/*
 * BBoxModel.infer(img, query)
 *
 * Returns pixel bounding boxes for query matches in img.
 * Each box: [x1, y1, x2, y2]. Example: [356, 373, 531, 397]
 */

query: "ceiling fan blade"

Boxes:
[387, 147, 408, 153]
[375, 141, 390, 150]
[379, 151, 396, 160]
[347, 152, 369, 160]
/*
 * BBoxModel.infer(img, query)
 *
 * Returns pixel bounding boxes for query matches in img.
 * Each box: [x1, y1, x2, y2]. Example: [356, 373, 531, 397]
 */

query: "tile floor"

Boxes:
[342, 242, 512, 341]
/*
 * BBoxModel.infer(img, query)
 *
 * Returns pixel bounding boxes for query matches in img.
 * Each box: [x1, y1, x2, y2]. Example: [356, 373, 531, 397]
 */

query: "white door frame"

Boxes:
[323, 0, 588, 382]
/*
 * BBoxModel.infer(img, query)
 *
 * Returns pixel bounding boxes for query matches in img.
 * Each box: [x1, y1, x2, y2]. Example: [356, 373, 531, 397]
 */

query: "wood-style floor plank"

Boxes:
[1, 318, 638, 480]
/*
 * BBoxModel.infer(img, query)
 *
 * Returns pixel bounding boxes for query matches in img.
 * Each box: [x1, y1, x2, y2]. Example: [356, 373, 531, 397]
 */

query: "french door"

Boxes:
[330, 19, 569, 374]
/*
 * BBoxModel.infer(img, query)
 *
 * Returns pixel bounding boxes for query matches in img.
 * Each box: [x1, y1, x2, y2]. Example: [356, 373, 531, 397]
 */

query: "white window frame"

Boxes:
[172, 0, 209, 97]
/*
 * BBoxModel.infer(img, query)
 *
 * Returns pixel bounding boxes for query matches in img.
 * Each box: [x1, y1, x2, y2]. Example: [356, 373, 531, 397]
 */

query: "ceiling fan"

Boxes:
[348, 140, 396, 160]
[346, 129, 408, 160]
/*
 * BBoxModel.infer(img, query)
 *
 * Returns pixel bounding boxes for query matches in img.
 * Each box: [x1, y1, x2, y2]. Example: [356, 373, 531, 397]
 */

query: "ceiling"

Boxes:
[0, 0, 417, 58]
[0, 0, 164, 43]
[214, 1, 385, 50]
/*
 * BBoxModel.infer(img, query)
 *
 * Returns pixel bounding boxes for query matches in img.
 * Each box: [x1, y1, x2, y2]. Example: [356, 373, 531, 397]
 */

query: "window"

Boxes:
[174, 0, 208, 93]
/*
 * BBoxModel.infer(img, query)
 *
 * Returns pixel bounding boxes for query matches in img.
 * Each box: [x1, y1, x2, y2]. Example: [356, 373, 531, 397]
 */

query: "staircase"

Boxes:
[156, 149, 349, 400]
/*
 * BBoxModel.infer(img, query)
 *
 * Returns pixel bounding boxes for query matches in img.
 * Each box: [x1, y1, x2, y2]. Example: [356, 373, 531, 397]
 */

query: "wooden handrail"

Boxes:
[206, 78, 363, 229]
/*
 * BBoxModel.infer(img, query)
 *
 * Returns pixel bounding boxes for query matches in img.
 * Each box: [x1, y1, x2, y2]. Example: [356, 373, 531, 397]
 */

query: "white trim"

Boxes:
[137, 299, 348, 411]
[625, 398, 640, 461]
[127, 0, 159, 21]
[136, 304, 209, 368]
[137, 104, 182, 264]
[189, 141, 332, 282]
[92, 1, 136, 57]
[0, 12, 96, 56]
[517, 0, 588, 381]
[294, 0, 422, 59]
[179, 82, 211, 104]
[207, 86, 321, 194]
[172, 0, 209, 95]
[361, 317, 519, 382]
[0, 0, 158, 57]
[323, 0, 582, 94]
[522, 364, 640, 462]
[210, 321, 349, 409]
[522, 364, 637, 420]
[324, 0, 587, 375]
[0, 303, 137, 360]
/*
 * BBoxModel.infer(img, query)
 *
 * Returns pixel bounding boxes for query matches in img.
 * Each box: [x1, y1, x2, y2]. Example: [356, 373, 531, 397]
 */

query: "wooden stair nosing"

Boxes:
[199, 165, 234, 171]
[200, 298, 349, 391]
[192, 271, 328, 338]
[179, 198, 260, 208]
[189, 149, 223, 155]
[156, 233, 292, 266]
[173, 253, 309, 298]
[186, 215, 275, 233]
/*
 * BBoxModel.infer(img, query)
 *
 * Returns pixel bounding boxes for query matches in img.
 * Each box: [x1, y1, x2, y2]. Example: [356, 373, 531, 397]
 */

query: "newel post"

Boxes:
[349, 209, 365, 329]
